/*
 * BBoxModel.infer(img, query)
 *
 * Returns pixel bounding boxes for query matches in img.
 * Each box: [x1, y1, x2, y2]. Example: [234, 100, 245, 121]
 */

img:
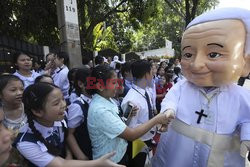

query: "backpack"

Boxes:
[73, 100, 93, 160]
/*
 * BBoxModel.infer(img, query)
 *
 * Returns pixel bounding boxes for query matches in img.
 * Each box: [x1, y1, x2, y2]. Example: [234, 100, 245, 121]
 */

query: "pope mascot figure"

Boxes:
[152, 7, 250, 167]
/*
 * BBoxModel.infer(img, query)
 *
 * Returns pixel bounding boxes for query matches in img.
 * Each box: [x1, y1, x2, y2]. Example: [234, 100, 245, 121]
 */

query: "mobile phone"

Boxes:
[123, 103, 133, 118]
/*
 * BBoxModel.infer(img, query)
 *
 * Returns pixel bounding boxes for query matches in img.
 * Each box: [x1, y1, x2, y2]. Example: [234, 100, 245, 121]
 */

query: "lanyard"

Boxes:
[132, 87, 147, 99]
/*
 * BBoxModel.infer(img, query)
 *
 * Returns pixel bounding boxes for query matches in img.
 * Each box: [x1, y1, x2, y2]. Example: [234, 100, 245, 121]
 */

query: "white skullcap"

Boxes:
[187, 7, 250, 54]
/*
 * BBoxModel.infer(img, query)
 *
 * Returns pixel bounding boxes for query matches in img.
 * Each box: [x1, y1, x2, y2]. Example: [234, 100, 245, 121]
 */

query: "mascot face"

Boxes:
[181, 19, 247, 86]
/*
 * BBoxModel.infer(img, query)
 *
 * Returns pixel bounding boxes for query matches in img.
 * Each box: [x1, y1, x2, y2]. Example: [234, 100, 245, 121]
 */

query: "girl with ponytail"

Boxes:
[15, 82, 124, 167]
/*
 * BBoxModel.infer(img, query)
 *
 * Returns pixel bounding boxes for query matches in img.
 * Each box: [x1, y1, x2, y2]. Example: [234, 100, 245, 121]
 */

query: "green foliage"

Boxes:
[0, 0, 218, 57]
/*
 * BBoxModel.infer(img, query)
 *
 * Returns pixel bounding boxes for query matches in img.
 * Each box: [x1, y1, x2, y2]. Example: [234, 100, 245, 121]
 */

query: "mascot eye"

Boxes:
[208, 52, 222, 58]
[182, 53, 192, 59]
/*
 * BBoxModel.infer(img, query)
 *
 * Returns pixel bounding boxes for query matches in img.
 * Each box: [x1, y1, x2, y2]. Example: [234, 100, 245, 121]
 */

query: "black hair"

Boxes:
[121, 62, 132, 78]
[67, 68, 79, 95]
[157, 66, 165, 76]
[131, 60, 151, 79]
[164, 73, 173, 83]
[95, 55, 104, 65]
[0, 74, 24, 95]
[159, 61, 166, 67]
[174, 67, 181, 76]
[12, 51, 31, 64]
[73, 68, 91, 97]
[82, 56, 91, 65]
[88, 65, 115, 95]
[56, 52, 69, 66]
[12, 52, 32, 70]
[167, 63, 174, 69]
[35, 75, 53, 84]
[45, 53, 55, 62]
[22, 83, 67, 156]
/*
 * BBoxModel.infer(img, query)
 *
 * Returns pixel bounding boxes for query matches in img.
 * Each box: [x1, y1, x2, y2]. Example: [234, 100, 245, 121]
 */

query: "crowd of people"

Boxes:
[0, 51, 179, 167]
[1, 7, 250, 167]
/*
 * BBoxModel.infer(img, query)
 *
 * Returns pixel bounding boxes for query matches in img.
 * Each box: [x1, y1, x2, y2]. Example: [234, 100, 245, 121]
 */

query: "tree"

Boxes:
[164, 0, 218, 27]
[78, 0, 158, 52]
[0, 0, 219, 57]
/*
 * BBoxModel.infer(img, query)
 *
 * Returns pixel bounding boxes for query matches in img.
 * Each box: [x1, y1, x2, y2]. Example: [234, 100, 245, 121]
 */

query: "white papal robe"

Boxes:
[152, 79, 250, 167]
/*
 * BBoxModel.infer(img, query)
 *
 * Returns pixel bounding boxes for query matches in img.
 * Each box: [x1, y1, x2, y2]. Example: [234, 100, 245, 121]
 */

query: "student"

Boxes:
[68, 68, 79, 104]
[44, 53, 57, 76]
[67, 68, 92, 160]
[0, 109, 12, 166]
[147, 62, 157, 114]
[173, 66, 184, 84]
[155, 74, 173, 112]
[0, 74, 26, 132]
[156, 67, 165, 85]
[14, 82, 125, 167]
[0, 74, 27, 166]
[87, 65, 174, 165]
[13, 52, 40, 89]
[33, 59, 45, 75]
[121, 62, 133, 97]
[122, 60, 157, 143]
[111, 76, 137, 125]
[121, 60, 158, 166]
[35, 74, 54, 84]
[82, 56, 93, 69]
[52, 52, 70, 100]
[95, 55, 104, 66]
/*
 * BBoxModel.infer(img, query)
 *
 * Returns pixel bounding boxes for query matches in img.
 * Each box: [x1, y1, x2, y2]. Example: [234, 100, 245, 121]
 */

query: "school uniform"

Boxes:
[3, 110, 27, 132]
[88, 94, 127, 163]
[121, 84, 156, 142]
[152, 79, 250, 167]
[68, 90, 79, 104]
[13, 70, 40, 89]
[147, 79, 157, 111]
[123, 79, 133, 97]
[156, 82, 172, 103]
[15, 120, 66, 167]
[52, 65, 70, 100]
[67, 94, 91, 129]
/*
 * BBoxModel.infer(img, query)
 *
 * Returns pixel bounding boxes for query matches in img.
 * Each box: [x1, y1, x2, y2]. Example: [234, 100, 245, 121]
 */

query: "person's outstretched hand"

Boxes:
[157, 109, 175, 132]
[97, 152, 126, 167]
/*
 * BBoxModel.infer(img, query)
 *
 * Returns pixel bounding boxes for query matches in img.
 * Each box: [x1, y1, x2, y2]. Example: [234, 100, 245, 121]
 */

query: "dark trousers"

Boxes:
[127, 140, 153, 167]
[118, 147, 129, 166]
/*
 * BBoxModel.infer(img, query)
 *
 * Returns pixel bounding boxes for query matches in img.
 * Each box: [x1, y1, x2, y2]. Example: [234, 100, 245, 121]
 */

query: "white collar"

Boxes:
[33, 120, 64, 139]
[80, 94, 92, 104]
[132, 84, 146, 95]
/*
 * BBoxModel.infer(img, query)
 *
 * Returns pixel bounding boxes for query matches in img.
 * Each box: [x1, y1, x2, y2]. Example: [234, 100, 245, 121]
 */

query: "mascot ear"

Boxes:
[242, 53, 250, 77]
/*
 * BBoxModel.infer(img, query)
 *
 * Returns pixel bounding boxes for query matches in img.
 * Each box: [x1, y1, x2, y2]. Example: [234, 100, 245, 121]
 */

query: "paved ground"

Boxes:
[243, 79, 250, 90]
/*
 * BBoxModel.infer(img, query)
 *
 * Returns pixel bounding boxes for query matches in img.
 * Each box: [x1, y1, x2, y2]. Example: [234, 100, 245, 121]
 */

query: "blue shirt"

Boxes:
[88, 94, 127, 163]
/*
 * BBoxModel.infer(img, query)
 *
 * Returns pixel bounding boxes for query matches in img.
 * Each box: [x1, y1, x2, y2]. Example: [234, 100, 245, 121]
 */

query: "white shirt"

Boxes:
[13, 70, 40, 89]
[153, 79, 250, 167]
[52, 65, 70, 99]
[68, 90, 79, 104]
[67, 94, 92, 128]
[16, 120, 66, 167]
[121, 84, 156, 141]
[146, 79, 157, 110]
